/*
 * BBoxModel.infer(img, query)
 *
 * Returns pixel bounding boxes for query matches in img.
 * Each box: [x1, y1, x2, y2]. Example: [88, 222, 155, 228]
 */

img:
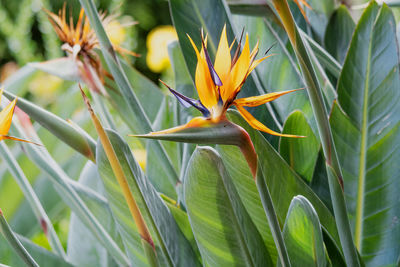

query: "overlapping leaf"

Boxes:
[332, 2, 400, 265]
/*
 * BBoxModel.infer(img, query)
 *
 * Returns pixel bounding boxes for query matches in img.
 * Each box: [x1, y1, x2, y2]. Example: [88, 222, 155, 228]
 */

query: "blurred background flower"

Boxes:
[146, 25, 177, 73]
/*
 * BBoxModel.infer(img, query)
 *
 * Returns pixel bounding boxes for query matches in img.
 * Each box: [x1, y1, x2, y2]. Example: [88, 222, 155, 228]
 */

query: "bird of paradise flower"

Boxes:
[134, 26, 303, 176]
[36, 3, 138, 95]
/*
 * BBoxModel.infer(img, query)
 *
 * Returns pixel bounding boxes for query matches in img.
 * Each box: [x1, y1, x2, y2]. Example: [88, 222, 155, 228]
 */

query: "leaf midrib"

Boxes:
[354, 13, 376, 251]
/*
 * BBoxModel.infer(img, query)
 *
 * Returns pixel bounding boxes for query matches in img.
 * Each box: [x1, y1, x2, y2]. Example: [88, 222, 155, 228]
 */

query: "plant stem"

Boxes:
[270, 1, 360, 266]
[256, 166, 291, 267]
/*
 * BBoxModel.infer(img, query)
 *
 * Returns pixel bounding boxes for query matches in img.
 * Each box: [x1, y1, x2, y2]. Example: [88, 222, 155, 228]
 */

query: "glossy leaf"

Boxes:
[282, 195, 327, 267]
[185, 146, 272, 266]
[279, 110, 319, 183]
[221, 110, 342, 254]
[324, 5, 355, 65]
[96, 129, 200, 267]
[333, 2, 400, 264]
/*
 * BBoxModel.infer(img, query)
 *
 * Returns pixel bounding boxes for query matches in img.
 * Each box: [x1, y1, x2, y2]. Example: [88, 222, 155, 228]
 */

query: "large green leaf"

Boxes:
[281, 195, 327, 267]
[220, 110, 342, 256]
[96, 129, 200, 267]
[324, 5, 355, 65]
[185, 146, 272, 266]
[332, 2, 400, 265]
[279, 110, 319, 183]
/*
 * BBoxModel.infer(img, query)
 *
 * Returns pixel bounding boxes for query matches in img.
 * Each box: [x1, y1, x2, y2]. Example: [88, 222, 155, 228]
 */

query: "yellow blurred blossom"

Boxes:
[146, 25, 178, 73]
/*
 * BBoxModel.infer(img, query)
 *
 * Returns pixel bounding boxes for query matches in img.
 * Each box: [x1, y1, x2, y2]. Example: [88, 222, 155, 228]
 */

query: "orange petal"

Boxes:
[0, 97, 17, 136]
[248, 54, 274, 74]
[234, 88, 303, 107]
[235, 104, 303, 137]
[74, 8, 85, 44]
[187, 35, 218, 109]
[214, 25, 231, 84]
[148, 117, 210, 135]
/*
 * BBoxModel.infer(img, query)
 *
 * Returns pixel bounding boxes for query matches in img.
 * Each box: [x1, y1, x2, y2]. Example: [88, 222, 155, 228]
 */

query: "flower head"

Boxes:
[157, 26, 301, 137]
[43, 3, 138, 94]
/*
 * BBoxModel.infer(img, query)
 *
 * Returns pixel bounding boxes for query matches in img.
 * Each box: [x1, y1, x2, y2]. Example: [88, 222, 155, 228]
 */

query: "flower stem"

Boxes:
[256, 165, 291, 267]
[238, 126, 291, 266]
[270, 1, 360, 266]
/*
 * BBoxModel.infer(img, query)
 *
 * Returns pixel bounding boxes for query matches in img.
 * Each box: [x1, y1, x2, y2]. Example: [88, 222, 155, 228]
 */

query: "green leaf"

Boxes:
[165, 202, 201, 261]
[300, 30, 342, 81]
[282, 195, 327, 267]
[221, 110, 342, 255]
[3, 90, 96, 162]
[103, 57, 163, 125]
[333, 2, 400, 265]
[67, 162, 119, 267]
[279, 110, 320, 183]
[0, 234, 73, 267]
[96, 129, 200, 267]
[303, 0, 335, 41]
[227, 0, 273, 16]
[9, 123, 129, 266]
[0, 143, 65, 258]
[0, 210, 38, 267]
[184, 146, 272, 266]
[324, 5, 355, 64]
[146, 97, 179, 199]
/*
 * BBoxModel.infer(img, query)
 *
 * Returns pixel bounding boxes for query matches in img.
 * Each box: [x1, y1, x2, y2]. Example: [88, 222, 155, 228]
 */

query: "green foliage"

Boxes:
[0, 0, 399, 266]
